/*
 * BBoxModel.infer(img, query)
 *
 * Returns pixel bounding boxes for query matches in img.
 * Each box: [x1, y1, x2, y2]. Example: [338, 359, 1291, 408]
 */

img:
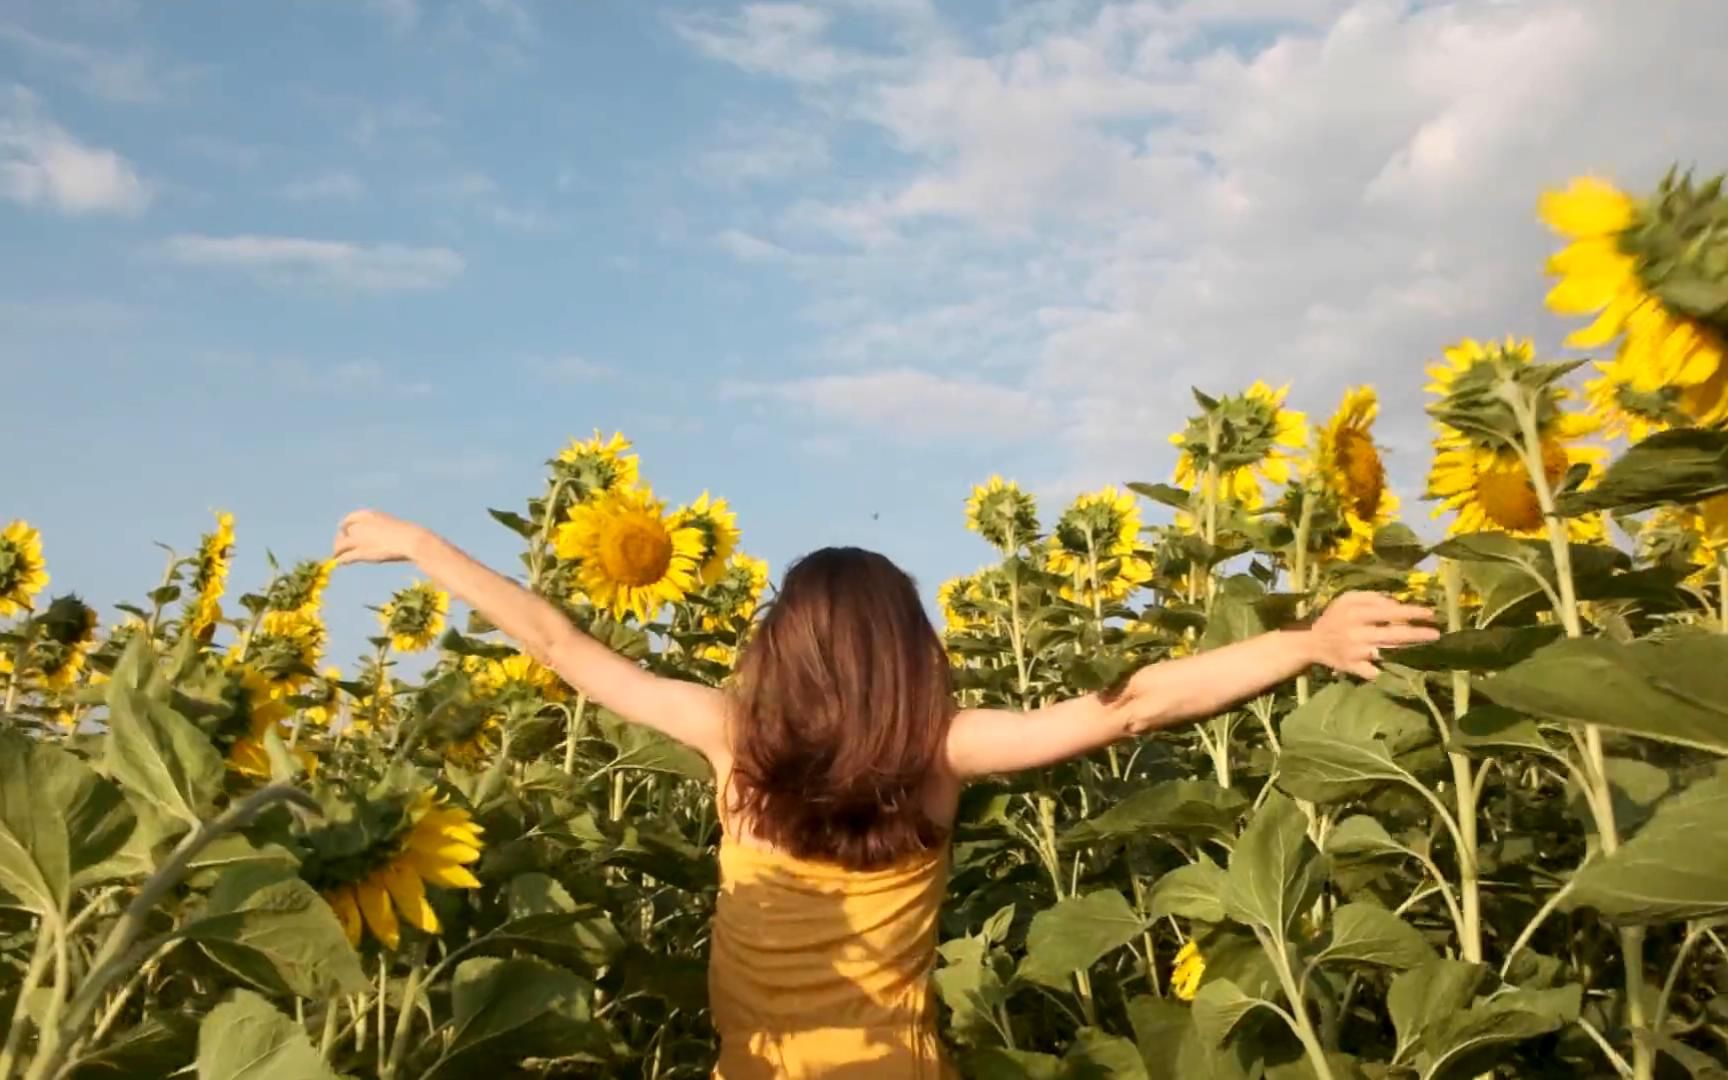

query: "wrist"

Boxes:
[405, 524, 439, 564]
[1281, 627, 1321, 668]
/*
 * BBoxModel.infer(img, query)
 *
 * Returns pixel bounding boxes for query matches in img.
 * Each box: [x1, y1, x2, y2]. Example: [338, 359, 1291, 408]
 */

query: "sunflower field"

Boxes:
[2, 171, 1727, 1080]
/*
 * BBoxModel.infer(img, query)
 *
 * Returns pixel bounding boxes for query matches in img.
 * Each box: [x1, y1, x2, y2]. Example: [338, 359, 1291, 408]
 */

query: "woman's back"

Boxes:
[709, 832, 955, 1079]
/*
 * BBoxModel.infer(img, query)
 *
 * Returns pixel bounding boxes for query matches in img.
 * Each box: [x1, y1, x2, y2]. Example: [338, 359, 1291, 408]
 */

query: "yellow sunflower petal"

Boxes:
[326, 886, 362, 948]
[381, 860, 441, 935]
[356, 875, 400, 949]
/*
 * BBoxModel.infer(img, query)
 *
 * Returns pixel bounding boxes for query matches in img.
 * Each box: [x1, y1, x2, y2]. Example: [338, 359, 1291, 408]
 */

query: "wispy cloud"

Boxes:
[0, 24, 196, 104]
[281, 170, 366, 201]
[419, 170, 556, 232]
[0, 86, 150, 215]
[523, 354, 615, 383]
[162, 234, 464, 292]
[725, 368, 1041, 444]
[714, 228, 793, 263]
[698, 120, 829, 186]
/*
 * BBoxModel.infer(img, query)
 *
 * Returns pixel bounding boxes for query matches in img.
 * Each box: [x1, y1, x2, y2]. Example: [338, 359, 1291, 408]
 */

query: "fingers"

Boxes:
[1346, 660, 1380, 681]
[1375, 624, 1443, 646]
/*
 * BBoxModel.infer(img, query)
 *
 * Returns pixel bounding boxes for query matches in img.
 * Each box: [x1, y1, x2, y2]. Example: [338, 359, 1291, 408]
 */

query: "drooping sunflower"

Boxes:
[672, 492, 740, 586]
[965, 476, 1040, 552]
[555, 486, 703, 623]
[1171, 382, 1309, 510]
[1424, 338, 1605, 540]
[34, 595, 98, 692]
[1541, 175, 1728, 430]
[1583, 358, 1691, 443]
[1171, 940, 1206, 1002]
[1315, 387, 1400, 560]
[937, 573, 987, 635]
[1641, 495, 1728, 582]
[185, 511, 235, 638]
[379, 581, 449, 653]
[554, 430, 641, 499]
[0, 520, 50, 618]
[318, 789, 485, 950]
[237, 608, 327, 694]
[224, 667, 298, 780]
[473, 651, 567, 702]
[301, 667, 345, 727]
[265, 558, 334, 618]
[694, 553, 771, 665]
[1045, 489, 1155, 607]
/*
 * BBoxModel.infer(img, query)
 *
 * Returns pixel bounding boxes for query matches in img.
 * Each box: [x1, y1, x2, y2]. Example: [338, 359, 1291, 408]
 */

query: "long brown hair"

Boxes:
[726, 547, 954, 870]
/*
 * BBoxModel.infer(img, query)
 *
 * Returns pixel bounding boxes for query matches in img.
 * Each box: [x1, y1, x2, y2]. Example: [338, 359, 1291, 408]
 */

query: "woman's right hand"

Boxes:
[1307, 591, 1440, 680]
[331, 509, 431, 566]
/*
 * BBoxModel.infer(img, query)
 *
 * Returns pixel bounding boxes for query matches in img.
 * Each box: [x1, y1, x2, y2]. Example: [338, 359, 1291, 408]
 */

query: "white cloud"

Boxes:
[725, 368, 1042, 443]
[0, 86, 150, 214]
[714, 228, 793, 262]
[523, 354, 615, 382]
[281, 170, 366, 201]
[685, 0, 1728, 495]
[699, 121, 829, 185]
[162, 234, 464, 292]
[0, 25, 196, 104]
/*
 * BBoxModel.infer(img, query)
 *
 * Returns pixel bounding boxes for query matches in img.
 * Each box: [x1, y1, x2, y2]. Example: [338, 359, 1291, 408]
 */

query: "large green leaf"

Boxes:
[1557, 428, 1728, 515]
[180, 868, 367, 999]
[1477, 634, 1728, 753]
[1147, 859, 1227, 923]
[425, 957, 610, 1077]
[1419, 985, 1582, 1080]
[964, 1048, 1065, 1080]
[1309, 903, 1433, 971]
[1276, 684, 1433, 804]
[1191, 979, 1283, 1048]
[1018, 890, 1145, 989]
[195, 990, 339, 1080]
[67, 1010, 197, 1078]
[1062, 780, 1248, 848]
[1388, 626, 1563, 672]
[1065, 1028, 1149, 1080]
[1388, 959, 1485, 1065]
[0, 731, 136, 918]
[1563, 770, 1728, 923]
[1323, 816, 1408, 864]
[1452, 705, 1559, 758]
[104, 685, 224, 830]
[934, 937, 1008, 1047]
[1222, 790, 1324, 937]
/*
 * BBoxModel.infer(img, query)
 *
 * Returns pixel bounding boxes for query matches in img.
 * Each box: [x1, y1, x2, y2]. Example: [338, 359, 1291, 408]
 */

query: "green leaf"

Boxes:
[1128, 482, 1194, 511]
[104, 686, 224, 830]
[595, 708, 712, 779]
[1372, 523, 1427, 569]
[1638, 1031, 1728, 1079]
[1388, 626, 1563, 672]
[964, 1048, 1065, 1080]
[1311, 903, 1434, 971]
[181, 869, 367, 999]
[1452, 705, 1558, 758]
[1557, 428, 1728, 515]
[66, 1010, 197, 1078]
[1065, 1028, 1149, 1080]
[1191, 978, 1282, 1048]
[0, 731, 136, 918]
[1477, 634, 1728, 753]
[487, 507, 537, 538]
[426, 957, 609, 1077]
[471, 910, 625, 973]
[1127, 996, 1250, 1080]
[1277, 684, 1440, 803]
[195, 990, 339, 1080]
[1018, 890, 1145, 989]
[1563, 770, 1728, 923]
[934, 937, 1007, 1047]
[1420, 985, 1582, 1080]
[1388, 959, 1485, 1064]
[1062, 780, 1248, 848]
[1147, 860, 1227, 923]
[1222, 790, 1324, 937]
[1324, 816, 1408, 863]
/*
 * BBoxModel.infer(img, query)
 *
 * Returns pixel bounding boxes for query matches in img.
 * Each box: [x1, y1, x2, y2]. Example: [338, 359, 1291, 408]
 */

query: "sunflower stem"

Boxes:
[382, 940, 427, 1079]
[1508, 380, 1651, 1080]
[564, 691, 588, 774]
[1292, 480, 1317, 706]
[1718, 558, 1728, 635]
[1440, 560, 1483, 963]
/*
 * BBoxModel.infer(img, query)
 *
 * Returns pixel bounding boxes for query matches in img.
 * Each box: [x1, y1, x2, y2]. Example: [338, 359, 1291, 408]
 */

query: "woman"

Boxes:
[332, 510, 1437, 1078]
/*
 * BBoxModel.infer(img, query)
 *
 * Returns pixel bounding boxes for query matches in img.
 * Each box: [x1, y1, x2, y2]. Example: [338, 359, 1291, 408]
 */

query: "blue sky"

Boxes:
[6, 0, 1726, 665]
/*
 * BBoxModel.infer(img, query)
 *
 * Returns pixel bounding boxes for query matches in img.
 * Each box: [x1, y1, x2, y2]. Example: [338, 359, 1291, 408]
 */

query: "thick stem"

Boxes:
[1262, 928, 1337, 1080]
[0, 921, 54, 1079]
[1292, 488, 1316, 707]
[382, 941, 428, 1079]
[25, 785, 319, 1080]
[563, 692, 588, 775]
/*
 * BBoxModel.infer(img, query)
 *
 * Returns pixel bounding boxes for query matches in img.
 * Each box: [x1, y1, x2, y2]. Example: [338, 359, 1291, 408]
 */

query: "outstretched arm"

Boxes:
[332, 510, 728, 760]
[944, 591, 1437, 779]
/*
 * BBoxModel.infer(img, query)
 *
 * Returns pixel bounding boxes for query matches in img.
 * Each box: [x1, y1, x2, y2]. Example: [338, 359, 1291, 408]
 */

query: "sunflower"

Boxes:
[1172, 940, 1205, 1002]
[0, 520, 50, 618]
[321, 790, 485, 950]
[302, 667, 345, 727]
[1425, 337, 1604, 540]
[1642, 495, 1728, 581]
[554, 430, 641, 499]
[237, 608, 326, 694]
[1315, 387, 1400, 559]
[265, 558, 334, 618]
[1428, 439, 1604, 540]
[225, 668, 301, 780]
[672, 492, 740, 586]
[1171, 382, 1308, 509]
[555, 486, 703, 623]
[1541, 176, 1728, 429]
[379, 581, 449, 653]
[937, 573, 987, 634]
[473, 651, 567, 702]
[1583, 357, 1691, 443]
[694, 553, 771, 665]
[966, 476, 1040, 552]
[1045, 488, 1155, 607]
[34, 596, 98, 692]
[185, 511, 234, 638]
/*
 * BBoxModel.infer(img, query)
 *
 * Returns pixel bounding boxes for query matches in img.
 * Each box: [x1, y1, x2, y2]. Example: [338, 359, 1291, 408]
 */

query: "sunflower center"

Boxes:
[599, 511, 675, 587]
[1475, 444, 1567, 532]
[1333, 427, 1385, 520]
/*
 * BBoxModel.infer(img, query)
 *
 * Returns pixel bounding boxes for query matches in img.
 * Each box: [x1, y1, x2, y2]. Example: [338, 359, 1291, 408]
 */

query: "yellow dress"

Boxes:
[709, 835, 957, 1079]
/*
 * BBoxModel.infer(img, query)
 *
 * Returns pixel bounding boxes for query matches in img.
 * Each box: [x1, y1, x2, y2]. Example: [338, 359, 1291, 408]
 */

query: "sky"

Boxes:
[5, 0, 1727, 666]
